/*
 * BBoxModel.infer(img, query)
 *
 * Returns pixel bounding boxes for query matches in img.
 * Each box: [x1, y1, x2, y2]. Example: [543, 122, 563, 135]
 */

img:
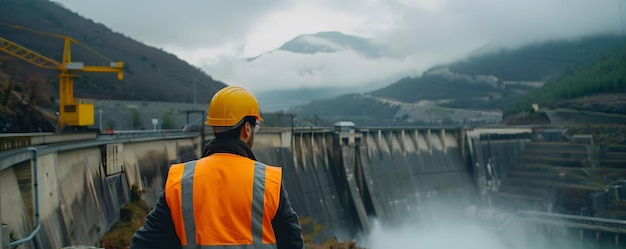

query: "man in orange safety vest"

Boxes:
[130, 86, 304, 249]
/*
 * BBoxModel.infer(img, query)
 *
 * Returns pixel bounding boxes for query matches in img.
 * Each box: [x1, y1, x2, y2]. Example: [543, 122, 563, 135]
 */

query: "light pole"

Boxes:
[99, 108, 103, 132]
[184, 110, 206, 154]
[55, 111, 60, 132]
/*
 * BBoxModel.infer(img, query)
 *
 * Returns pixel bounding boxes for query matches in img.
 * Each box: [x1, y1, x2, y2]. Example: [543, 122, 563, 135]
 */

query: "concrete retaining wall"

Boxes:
[0, 137, 198, 248]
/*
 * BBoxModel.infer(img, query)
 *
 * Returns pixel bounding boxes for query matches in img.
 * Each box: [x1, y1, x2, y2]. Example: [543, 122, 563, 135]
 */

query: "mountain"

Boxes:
[293, 35, 626, 126]
[277, 31, 384, 57]
[0, 0, 227, 104]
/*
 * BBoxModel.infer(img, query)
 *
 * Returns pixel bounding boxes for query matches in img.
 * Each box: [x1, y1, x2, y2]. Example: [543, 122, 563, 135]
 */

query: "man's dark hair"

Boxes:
[214, 116, 257, 140]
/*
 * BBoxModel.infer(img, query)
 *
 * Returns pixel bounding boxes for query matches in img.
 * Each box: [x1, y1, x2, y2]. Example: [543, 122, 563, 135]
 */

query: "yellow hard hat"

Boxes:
[205, 86, 263, 127]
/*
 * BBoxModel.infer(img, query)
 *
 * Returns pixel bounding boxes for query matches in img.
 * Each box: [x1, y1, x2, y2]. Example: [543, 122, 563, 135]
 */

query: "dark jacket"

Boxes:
[130, 139, 304, 249]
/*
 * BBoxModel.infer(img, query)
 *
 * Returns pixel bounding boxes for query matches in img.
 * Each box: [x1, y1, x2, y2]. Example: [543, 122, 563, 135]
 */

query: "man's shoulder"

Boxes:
[253, 160, 282, 169]
[170, 159, 198, 168]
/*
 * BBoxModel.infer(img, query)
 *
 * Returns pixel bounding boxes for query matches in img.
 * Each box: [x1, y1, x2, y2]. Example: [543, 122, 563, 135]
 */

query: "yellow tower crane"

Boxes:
[0, 23, 124, 130]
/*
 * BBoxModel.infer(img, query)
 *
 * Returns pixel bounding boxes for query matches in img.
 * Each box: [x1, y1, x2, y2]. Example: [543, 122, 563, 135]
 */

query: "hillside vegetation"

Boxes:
[505, 42, 626, 115]
[293, 94, 400, 126]
[368, 74, 524, 110]
[447, 35, 625, 81]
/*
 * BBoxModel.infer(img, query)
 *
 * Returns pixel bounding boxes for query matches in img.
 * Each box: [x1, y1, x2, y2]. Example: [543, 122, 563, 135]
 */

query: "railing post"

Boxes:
[1, 162, 5, 249]
[1, 224, 8, 249]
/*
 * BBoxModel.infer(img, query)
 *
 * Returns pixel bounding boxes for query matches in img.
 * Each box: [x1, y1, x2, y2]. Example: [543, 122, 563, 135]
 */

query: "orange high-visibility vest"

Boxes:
[165, 153, 282, 248]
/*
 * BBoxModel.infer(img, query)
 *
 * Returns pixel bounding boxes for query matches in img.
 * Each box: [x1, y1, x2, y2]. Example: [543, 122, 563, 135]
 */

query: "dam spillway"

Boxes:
[252, 126, 481, 242]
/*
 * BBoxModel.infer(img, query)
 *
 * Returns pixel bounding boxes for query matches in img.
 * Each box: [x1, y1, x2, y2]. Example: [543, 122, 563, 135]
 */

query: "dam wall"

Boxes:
[254, 127, 481, 242]
[0, 126, 543, 247]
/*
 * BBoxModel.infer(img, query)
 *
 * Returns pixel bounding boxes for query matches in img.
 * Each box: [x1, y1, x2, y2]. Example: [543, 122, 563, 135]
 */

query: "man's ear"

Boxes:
[240, 122, 252, 139]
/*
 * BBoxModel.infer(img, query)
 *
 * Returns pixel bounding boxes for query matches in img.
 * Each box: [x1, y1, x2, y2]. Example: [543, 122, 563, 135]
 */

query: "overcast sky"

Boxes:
[53, 0, 624, 92]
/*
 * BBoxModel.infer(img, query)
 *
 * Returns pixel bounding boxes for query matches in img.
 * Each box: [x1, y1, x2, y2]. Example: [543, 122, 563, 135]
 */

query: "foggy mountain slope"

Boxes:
[0, 0, 226, 103]
[446, 35, 625, 81]
[294, 34, 625, 125]
[371, 35, 625, 108]
[505, 41, 626, 116]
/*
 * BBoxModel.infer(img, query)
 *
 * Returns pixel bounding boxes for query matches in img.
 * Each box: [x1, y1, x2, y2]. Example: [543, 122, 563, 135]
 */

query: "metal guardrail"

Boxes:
[0, 130, 196, 152]
[0, 132, 98, 152]
[518, 210, 626, 233]
[96, 129, 190, 138]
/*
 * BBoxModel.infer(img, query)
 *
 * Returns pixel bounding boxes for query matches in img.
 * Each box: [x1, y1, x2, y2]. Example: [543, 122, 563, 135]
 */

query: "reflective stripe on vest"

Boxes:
[182, 245, 269, 249]
[182, 161, 197, 246]
[166, 154, 281, 249]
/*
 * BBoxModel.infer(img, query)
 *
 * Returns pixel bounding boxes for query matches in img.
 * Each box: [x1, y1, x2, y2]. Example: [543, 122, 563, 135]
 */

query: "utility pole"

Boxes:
[0, 170, 8, 249]
[193, 77, 197, 110]
[290, 114, 294, 151]
[184, 110, 206, 155]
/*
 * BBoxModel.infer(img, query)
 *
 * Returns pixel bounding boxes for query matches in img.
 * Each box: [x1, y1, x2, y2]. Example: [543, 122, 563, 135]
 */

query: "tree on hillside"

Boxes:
[162, 111, 176, 129]
[131, 109, 142, 129]
[106, 119, 117, 130]
[22, 74, 50, 107]
[0, 58, 13, 108]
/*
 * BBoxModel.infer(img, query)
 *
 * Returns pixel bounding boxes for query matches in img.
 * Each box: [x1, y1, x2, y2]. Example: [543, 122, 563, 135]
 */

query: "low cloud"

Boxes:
[201, 50, 430, 93]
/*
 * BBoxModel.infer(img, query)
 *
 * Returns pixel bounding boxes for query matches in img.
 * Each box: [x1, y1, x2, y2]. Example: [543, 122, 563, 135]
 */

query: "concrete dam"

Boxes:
[259, 126, 481, 241]
[1, 125, 626, 248]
